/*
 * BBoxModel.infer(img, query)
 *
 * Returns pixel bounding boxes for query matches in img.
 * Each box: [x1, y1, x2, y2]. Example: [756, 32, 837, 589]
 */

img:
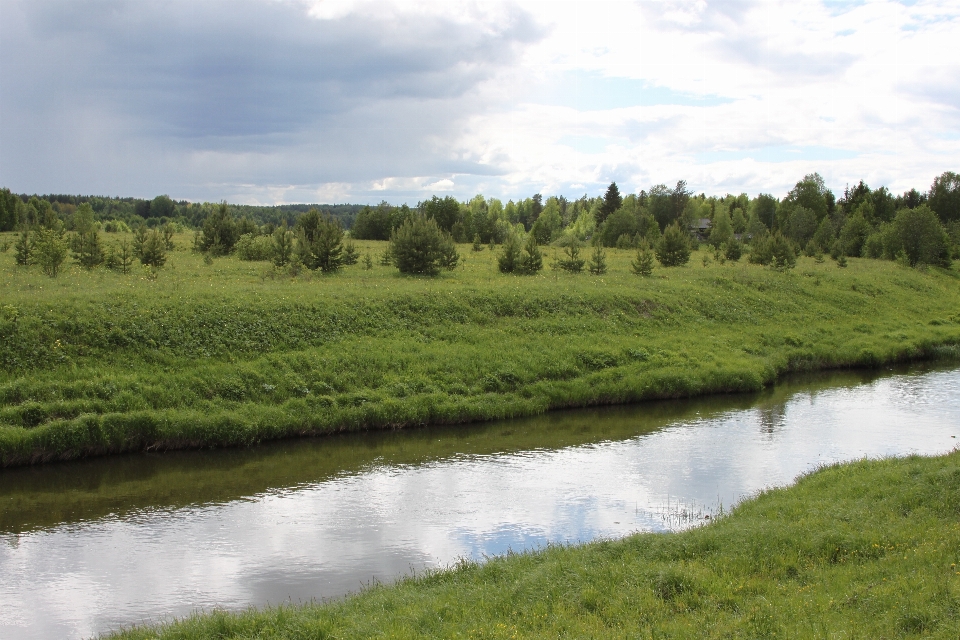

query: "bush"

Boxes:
[390, 214, 459, 275]
[724, 238, 743, 262]
[656, 222, 691, 267]
[199, 202, 238, 256]
[235, 233, 275, 261]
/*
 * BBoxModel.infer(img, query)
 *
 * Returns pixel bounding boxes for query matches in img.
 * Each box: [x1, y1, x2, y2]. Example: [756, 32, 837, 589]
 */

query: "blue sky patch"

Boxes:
[542, 71, 734, 111]
[696, 145, 859, 164]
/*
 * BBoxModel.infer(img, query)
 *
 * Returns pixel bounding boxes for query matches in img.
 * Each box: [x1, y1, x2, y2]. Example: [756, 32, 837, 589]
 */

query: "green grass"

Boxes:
[106, 450, 960, 639]
[2, 232, 960, 466]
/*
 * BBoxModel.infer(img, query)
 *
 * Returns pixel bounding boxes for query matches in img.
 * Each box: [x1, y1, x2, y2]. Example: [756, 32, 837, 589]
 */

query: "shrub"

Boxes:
[199, 202, 238, 256]
[32, 228, 69, 277]
[342, 240, 360, 265]
[390, 214, 459, 275]
[235, 233, 276, 261]
[14, 228, 31, 265]
[272, 225, 294, 267]
[724, 238, 743, 262]
[656, 222, 691, 267]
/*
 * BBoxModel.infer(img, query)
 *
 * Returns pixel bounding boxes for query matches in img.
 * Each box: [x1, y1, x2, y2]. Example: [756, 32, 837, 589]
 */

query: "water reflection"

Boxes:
[1, 363, 958, 640]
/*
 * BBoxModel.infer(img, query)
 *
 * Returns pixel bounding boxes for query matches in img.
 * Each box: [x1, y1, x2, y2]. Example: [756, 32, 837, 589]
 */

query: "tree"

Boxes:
[297, 211, 345, 273]
[151, 195, 177, 219]
[655, 222, 691, 267]
[140, 229, 168, 268]
[472, 234, 484, 252]
[648, 184, 674, 231]
[352, 204, 393, 240]
[724, 238, 743, 262]
[631, 241, 654, 276]
[588, 244, 607, 275]
[928, 171, 960, 223]
[32, 228, 69, 277]
[0, 188, 19, 232]
[342, 240, 360, 265]
[390, 214, 458, 275]
[518, 234, 543, 274]
[598, 205, 640, 247]
[14, 228, 32, 266]
[784, 173, 832, 222]
[709, 209, 733, 247]
[596, 182, 622, 226]
[498, 233, 523, 273]
[422, 196, 461, 233]
[672, 180, 692, 223]
[199, 202, 239, 255]
[553, 240, 585, 273]
[71, 203, 104, 268]
[272, 224, 294, 267]
[883, 205, 951, 267]
[838, 211, 871, 257]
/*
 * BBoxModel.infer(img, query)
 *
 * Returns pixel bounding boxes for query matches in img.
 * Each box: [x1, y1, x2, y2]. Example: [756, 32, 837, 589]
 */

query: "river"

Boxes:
[1, 363, 958, 639]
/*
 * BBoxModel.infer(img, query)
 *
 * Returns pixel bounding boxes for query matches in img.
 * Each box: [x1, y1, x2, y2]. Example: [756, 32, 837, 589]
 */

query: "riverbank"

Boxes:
[106, 449, 960, 638]
[2, 235, 959, 466]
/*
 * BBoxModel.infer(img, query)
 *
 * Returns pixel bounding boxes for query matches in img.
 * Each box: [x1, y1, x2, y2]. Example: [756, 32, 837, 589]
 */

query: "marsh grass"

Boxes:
[1, 232, 959, 466]
[107, 450, 960, 639]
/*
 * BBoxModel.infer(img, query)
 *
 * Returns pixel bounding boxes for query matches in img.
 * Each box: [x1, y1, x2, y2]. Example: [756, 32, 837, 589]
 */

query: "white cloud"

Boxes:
[0, 0, 957, 203]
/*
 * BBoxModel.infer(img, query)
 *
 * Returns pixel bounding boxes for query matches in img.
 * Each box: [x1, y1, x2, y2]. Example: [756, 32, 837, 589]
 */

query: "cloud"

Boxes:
[0, 0, 958, 203]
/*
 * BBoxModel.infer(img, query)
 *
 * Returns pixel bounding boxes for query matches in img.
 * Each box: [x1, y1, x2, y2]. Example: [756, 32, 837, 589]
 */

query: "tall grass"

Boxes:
[108, 450, 960, 638]
[2, 232, 959, 466]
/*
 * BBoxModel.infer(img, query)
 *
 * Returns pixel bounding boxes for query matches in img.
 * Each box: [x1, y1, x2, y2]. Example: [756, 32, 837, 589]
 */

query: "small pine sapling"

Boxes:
[588, 244, 607, 275]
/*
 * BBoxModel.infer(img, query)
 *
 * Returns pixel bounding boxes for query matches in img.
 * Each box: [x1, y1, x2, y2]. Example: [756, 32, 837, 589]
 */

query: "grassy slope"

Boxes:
[109, 450, 960, 639]
[2, 233, 960, 466]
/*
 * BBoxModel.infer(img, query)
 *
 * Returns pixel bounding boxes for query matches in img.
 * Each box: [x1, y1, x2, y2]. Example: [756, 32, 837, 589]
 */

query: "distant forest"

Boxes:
[1, 171, 958, 264]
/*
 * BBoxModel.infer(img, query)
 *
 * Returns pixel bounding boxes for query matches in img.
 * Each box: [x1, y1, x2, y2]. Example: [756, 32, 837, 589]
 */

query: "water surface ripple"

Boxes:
[1, 364, 958, 639]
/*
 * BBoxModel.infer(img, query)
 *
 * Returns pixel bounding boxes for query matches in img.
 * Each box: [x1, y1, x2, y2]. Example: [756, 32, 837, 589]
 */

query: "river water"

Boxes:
[1, 364, 958, 639]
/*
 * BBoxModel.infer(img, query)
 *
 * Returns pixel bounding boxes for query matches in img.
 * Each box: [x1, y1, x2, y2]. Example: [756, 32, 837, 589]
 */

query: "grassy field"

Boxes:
[105, 449, 960, 639]
[1, 231, 959, 466]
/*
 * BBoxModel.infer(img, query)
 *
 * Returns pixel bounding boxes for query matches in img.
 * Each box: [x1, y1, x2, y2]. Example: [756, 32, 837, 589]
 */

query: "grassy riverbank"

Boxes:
[109, 450, 960, 639]
[2, 233, 960, 466]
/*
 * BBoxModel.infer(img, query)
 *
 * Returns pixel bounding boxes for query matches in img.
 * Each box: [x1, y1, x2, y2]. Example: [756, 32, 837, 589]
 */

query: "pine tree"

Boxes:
[656, 222, 692, 267]
[14, 228, 31, 266]
[32, 228, 68, 277]
[631, 242, 654, 276]
[588, 244, 607, 275]
[342, 240, 360, 265]
[553, 241, 585, 273]
[472, 234, 484, 252]
[140, 229, 167, 268]
[596, 182, 623, 226]
[518, 234, 543, 274]
[272, 224, 293, 267]
[497, 233, 523, 273]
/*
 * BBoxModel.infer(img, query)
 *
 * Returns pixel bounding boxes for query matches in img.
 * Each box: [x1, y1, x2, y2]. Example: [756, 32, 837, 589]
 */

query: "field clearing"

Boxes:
[1, 231, 959, 466]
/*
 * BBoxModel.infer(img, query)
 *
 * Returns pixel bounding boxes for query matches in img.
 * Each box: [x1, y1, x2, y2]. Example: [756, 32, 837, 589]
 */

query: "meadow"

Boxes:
[1, 231, 959, 466]
[107, 449, 960, 639]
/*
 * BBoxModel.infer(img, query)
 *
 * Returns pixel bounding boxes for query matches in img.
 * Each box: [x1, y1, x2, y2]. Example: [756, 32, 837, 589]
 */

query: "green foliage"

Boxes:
[655, 222, 691, 267]
[14, 228, 31, 266]
[596, 182, 622, 226]
[553, 241, 585, 273]
[497, 233, 522, 273]
[928, 171, 960, 223]
[518, 234, 543, 275]
[139, 230, 167, 268]
[296, 210, 344, 273]
[769, 233, 797, 271]
[471, 234, 483, 252]
[342, 240, 360, 266]
[421, 196, 461, 233]
[272, 225, 294, 267]
[389, 214, 458, 275]
[631, 242, 654, 276]
[709, 208, 733, 247]
[105, 240, 134, 274]
[588, 244, 607, 275]
[32, 228, 69, 277]
[599, 205, 640, 247]
[132, 224, 149, 258]
[0, 188, 20, 232]
[199, 202, 238, 256]
[234, 233, 275, 261]
[362, 253, 373, 270]
[882, 205, 951, 267]
[838, 211, 871, 257]
[351, 204, 393, 240]
[724, 238, 743, 262]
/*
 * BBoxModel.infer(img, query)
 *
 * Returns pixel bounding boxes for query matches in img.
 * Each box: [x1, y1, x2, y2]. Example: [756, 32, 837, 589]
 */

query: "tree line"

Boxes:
[2, 171, 957, 277]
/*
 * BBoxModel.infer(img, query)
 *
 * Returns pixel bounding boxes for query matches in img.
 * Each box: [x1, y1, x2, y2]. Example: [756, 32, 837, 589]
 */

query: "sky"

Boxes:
[1, 0, 958, 205]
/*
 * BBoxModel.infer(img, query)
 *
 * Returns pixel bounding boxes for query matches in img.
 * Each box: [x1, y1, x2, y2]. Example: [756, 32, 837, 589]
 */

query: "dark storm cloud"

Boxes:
[0, 0, 541, 197]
